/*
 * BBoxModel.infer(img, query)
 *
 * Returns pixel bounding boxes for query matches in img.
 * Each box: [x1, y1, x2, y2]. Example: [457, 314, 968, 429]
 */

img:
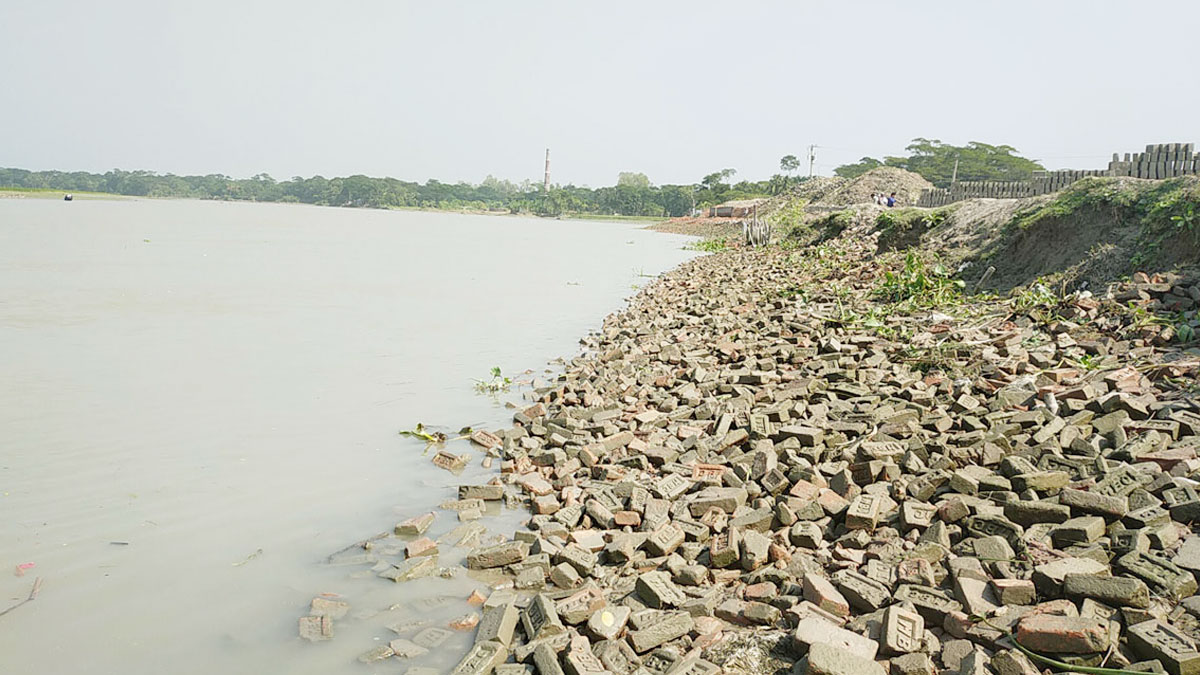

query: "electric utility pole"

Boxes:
[543, 149, 551, 192]
[807, 145, 817, 177]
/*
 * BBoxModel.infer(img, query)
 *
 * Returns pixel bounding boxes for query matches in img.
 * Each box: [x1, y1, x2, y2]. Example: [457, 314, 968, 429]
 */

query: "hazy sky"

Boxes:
[3, 1, 1197, 187]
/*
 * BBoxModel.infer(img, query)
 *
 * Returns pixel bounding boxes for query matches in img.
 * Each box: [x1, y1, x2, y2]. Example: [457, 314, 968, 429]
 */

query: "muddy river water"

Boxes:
[0, 198, 697, 674]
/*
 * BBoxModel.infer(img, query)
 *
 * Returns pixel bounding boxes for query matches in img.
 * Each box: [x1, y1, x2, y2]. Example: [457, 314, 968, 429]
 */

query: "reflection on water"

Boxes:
[0, 199, 696, 674]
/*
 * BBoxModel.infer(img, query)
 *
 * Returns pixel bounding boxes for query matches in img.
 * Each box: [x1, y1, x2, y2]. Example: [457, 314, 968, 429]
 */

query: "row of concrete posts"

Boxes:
[917, 143, 1197, 207]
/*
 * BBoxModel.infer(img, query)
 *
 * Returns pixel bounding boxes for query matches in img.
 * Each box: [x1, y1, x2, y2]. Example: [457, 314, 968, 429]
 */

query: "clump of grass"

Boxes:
[685, 237, 727, 253]
[1144, 182, 1200, 242]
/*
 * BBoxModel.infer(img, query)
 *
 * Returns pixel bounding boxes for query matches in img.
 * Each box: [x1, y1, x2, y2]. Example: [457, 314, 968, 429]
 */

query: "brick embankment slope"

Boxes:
[332, 221, 1200, 675]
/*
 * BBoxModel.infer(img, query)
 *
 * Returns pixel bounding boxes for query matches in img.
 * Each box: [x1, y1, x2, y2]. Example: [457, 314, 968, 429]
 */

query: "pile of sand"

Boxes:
[814, 167, 933, 207]
[789, 176, 846, 203]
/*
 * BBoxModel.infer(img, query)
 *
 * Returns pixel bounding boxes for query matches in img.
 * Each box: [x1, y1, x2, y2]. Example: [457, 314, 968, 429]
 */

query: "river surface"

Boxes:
[0, 198, 697, 674]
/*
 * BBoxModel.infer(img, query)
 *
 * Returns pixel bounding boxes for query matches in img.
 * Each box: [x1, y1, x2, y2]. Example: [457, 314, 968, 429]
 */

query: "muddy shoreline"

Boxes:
[311, 219, 1200, 674]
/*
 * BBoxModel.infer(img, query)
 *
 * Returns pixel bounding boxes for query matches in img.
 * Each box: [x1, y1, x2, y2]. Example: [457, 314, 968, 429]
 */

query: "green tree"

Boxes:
[834, 157, 884, 178]
[766, 174, 791, 196]
[339, 175, 386, 207]
[780, 155, 800, 176]
[537, 187, 588, 216]
[834, 140, 1044, 187]
[655, 185, 693, 217]
[700, 169, 736, 192]
[694, 169, 743, 207]
[617, 172, 651, 189]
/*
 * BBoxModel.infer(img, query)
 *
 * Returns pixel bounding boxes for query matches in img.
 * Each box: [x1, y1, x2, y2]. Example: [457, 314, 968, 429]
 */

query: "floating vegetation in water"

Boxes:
[473, 366, 512, 394]
[398, 423, 447, 444]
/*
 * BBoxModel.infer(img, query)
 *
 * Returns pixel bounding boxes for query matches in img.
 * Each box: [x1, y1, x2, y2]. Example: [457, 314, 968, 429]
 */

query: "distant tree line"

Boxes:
[0, 165, 810, 218]
[2, 142, 1044, 216]
[834, 139, 1046, 188]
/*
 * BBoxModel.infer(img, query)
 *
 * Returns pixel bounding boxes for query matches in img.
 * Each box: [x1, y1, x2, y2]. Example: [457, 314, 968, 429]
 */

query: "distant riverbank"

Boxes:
[0, 187, 671, 226]
[0, 187, 129, 200]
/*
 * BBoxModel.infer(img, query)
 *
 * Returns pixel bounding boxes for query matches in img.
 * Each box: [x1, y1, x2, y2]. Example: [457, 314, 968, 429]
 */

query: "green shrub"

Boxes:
[769, 199, 807, 230]
[1144, 183, 1200, 241]
[874, 250, 965, 306]
[685, 237, 727, 253]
